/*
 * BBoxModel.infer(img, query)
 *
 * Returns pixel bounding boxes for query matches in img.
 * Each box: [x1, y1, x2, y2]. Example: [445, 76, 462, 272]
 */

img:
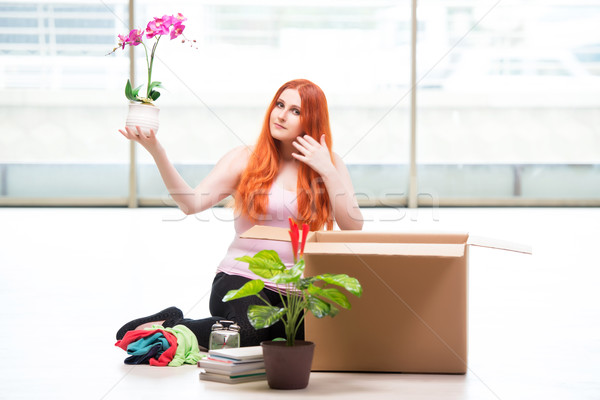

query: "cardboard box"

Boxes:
[241, 227, 531, 374]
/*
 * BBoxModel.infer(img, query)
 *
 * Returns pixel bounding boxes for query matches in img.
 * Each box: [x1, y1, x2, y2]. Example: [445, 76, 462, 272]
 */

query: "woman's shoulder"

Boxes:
[227, 145, 253, 158]
[219, 145, 253, 170]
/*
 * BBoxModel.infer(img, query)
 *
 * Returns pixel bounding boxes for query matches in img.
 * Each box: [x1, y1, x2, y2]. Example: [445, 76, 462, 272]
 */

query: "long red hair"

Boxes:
[235, 79, 334, 231]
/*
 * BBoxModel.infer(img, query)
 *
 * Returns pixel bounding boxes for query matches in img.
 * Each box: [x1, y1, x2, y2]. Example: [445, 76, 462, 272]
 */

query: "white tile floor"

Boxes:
[0, 207, 599, 400]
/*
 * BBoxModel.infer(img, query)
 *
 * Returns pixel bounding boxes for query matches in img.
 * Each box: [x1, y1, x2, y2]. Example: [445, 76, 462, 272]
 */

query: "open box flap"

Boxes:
[467, 235, 532, 254]
[240, 226, 465, 257]
[304, 242, 465, 257]
[239, 225, 314, 242]
[239, 226, 530, 256]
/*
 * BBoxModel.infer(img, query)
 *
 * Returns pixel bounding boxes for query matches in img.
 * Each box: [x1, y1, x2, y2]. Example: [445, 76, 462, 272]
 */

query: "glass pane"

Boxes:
[416, 1, 600, 200]
[0, 1, 130, 199]
[130, 1, 412, 204]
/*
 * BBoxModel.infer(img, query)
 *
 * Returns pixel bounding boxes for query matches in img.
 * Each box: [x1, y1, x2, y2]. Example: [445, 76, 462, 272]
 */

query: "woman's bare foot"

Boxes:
[135, 320, 165, 330]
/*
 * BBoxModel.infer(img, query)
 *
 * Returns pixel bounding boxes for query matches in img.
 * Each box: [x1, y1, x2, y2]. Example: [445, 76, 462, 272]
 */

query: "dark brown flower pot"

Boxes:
[260, 340, 315, 390]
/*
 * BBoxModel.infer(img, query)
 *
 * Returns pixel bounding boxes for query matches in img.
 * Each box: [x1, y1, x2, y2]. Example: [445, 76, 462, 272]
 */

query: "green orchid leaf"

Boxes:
[125, 79, 133, 99]
[236, 250, 285, 279]
[222, 279, 264, 302]
[149, 90, 161, 101]
[125, 79, 143, 102]
[315, 274, 363, 297]
[148, 81, 164, 92]
[132, 84, 143, 97]
[247, 305, 285, 329]
[307, 296, 330, 319]
[307, 285, 351, 309]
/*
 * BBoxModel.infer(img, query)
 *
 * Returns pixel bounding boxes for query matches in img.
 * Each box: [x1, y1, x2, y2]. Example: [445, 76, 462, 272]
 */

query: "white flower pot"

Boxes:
[126, 103, 160, 136]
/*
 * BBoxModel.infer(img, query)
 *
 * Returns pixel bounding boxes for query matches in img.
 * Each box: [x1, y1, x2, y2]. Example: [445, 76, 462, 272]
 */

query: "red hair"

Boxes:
[235, 79, 334, 231]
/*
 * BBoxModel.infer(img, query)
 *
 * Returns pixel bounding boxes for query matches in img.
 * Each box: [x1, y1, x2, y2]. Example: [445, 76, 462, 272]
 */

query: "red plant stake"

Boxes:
[300, 223, 309, 257]
[288, 217, 300, 263]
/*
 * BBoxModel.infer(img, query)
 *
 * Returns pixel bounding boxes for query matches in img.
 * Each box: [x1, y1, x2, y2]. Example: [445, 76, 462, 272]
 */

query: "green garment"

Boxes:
[149, 324, 204, 366]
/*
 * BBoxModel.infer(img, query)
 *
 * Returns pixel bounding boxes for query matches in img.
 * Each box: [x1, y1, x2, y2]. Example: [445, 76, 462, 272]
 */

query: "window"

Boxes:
[0, 1, 130, 201]
[416, 1, 600, 203]
[1, 0, 598, 206]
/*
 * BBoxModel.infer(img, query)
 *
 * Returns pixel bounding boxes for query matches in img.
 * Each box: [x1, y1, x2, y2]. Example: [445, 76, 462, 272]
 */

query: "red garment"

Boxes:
[115, 328, 178, 366]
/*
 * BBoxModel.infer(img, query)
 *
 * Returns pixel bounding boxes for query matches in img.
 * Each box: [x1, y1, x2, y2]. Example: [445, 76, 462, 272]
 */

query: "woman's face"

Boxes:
[270, 88, 303, 142]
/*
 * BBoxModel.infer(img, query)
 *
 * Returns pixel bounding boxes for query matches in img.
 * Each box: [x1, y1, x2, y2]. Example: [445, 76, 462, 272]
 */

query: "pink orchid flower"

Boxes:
[117, 29, 143, 49]
[117, 33, 128, 49]
[146, 17, 170, 38]
[161, 14, 176, 27]
[127, 29, 143, 46]
[170, 22, 185, 40]
[145, 26, 157, 39]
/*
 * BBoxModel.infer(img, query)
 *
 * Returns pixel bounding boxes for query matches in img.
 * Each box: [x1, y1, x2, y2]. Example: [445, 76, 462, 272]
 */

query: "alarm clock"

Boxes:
[208, 320, 241, 350]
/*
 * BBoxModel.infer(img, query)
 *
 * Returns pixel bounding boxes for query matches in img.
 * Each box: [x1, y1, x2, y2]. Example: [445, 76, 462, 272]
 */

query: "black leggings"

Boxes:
[164, 272, 304, 349]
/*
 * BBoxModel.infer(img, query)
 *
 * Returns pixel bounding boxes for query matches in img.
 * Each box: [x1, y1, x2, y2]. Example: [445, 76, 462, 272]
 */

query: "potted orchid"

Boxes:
[108, 13, 193, 135]
[223, 218, 363, 390]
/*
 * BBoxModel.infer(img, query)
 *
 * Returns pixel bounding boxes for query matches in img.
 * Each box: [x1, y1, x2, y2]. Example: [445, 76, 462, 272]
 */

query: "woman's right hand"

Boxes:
[118, 126, 162, 157]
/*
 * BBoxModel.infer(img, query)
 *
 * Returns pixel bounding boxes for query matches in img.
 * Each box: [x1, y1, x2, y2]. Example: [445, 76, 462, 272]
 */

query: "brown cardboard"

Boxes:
[240, 226, 531, 374]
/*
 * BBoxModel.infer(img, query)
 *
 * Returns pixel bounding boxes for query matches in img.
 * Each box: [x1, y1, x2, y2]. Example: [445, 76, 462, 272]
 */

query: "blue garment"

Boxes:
[125, 343, 162, 365]
[124, 332, 170, 365]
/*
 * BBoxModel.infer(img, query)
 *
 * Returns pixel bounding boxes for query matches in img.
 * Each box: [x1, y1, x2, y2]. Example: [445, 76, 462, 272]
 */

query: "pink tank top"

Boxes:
[216, 180, 298, 291]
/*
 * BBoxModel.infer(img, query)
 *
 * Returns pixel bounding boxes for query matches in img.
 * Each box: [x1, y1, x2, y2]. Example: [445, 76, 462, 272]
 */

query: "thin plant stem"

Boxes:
[147, 36, 161, 99]
[137, 42, 150, 102]
[141, 42, 150, 80]
[286, 288, 305, 346]
[292, 311, 306, 340]
[255, 293, 271, 307]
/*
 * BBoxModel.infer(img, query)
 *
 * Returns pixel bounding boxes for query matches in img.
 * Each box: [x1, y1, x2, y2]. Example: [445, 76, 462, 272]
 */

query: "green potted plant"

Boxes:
[223, 218, 363, 390]
[108, 13, 194, 136]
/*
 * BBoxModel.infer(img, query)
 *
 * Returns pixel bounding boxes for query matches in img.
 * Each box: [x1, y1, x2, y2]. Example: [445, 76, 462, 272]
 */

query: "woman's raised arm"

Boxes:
[119, 126, 250, 215]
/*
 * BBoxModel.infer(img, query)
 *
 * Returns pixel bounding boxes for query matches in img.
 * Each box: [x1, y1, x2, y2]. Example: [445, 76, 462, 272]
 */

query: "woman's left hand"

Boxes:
[292, 134, 335, 176]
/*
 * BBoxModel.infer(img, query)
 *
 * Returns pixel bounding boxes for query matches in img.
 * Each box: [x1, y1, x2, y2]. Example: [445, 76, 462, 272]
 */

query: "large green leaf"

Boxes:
[247, 305, 285, 329]
[270, 270, 300, 284]
[270, 260, 304, 284]
[296, 277, 316, 290]
[315, 274, 363, 297]
[307, 285, 351, 309]
[328, 304, 340, 317]
[222, 279, 264, 302]
[306, 296, 330, 319]
[236, 250, 285, 279]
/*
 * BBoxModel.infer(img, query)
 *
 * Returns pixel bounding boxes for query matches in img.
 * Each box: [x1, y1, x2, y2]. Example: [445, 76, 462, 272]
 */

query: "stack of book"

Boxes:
[198, 346, 266, 384]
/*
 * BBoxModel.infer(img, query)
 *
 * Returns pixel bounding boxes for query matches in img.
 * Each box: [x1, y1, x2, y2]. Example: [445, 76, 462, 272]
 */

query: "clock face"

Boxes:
[209, 331, 240, 350]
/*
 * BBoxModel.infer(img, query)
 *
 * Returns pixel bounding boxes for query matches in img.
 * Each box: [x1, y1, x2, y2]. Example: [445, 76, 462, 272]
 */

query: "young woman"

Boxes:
[116, 79, 363, 348]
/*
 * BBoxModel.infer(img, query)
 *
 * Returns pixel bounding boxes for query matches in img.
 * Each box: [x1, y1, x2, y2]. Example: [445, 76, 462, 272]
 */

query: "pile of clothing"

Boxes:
[115, 325, 204, 366]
